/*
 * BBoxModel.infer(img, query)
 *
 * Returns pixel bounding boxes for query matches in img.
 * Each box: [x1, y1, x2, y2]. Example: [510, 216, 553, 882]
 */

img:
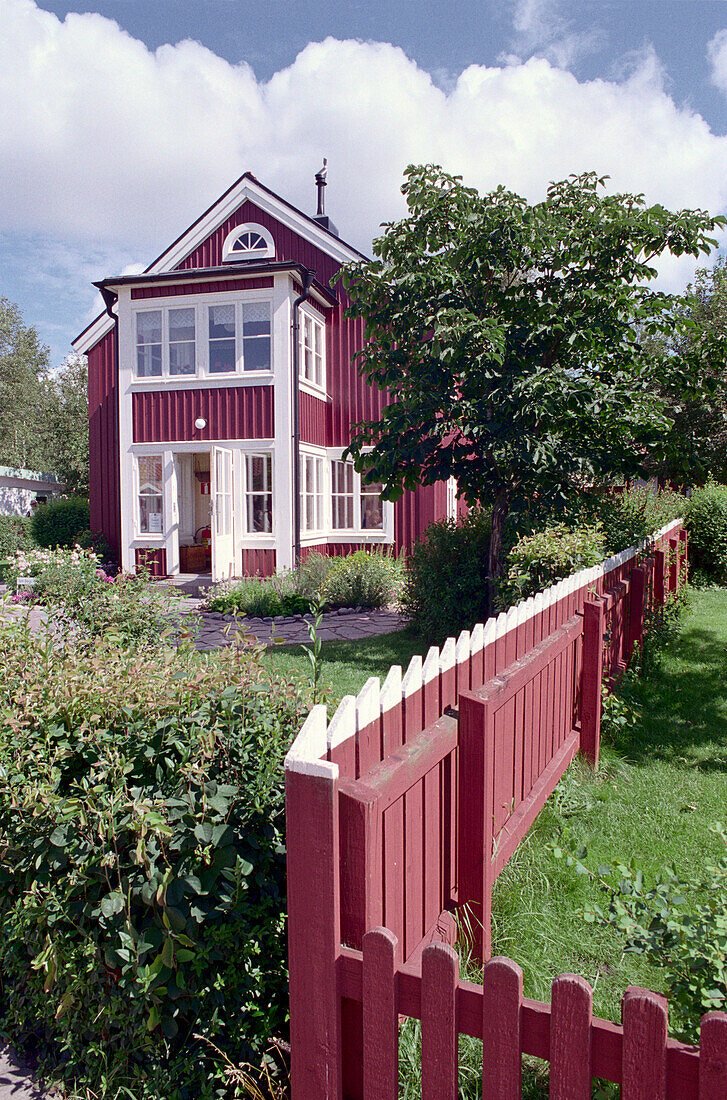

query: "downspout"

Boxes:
[291, 269, 315, 568]
[99, 285, 120, 561]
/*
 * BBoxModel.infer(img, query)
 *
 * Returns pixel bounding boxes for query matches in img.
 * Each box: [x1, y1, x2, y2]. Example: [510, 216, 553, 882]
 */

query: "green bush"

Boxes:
[498, 522, 606, 606]
[685, 481, 727, 582]
[402, 510, 491, 643]
[600, 485, 685, 554]
[75, 527, 114, 563]
[0, 515, 34, 578]
[30, 496, 90, 549]
[0, 627, 310, 1098]
[320, 548, 404, 610]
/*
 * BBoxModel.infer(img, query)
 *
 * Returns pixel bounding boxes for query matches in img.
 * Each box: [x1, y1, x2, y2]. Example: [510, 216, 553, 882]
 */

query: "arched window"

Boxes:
[222, 223, 275, 262]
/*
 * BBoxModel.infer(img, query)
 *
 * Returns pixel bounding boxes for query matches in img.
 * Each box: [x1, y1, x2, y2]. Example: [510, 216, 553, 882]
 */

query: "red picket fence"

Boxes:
[337, 928, 727, 1099]
[285, 520, 693, 1098]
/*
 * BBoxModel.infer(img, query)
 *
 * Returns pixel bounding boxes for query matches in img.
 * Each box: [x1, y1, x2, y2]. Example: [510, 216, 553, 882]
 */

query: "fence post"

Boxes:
[627, 566, 646, 662]
[680, 526, 689, 586]
[458, 690, 494, 963]
[286, 756, 342, 1099]
[669, 537, 678, 593]
[580, 599, 605, 769]
[654, 548, 666, 608]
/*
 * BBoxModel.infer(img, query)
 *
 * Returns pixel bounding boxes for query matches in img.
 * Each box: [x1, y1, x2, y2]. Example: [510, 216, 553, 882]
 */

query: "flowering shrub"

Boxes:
[3, 546, 184, 645]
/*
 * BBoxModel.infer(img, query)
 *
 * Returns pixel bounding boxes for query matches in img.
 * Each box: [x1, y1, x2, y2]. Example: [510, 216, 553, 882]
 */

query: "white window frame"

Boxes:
[242, 452, 274, 538]
[222, 222, 275, 262]
[326, 452, 394, 543]
[135, 453, 165, 539]
[299, 306, 326, 395]
[300, 449, 326, 537]
[132, 296, 273, 382]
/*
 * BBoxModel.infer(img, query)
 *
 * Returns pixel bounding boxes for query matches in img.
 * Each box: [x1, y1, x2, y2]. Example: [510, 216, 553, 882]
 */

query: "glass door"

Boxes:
[211, 446, 235, 581]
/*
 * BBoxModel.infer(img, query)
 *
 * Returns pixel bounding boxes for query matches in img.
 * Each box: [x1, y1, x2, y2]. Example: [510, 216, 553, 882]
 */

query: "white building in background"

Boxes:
[0, 467, 64, 516]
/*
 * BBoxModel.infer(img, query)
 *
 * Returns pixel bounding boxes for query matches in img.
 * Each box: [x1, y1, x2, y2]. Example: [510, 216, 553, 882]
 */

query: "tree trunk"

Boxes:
[487, 490, 509, 613]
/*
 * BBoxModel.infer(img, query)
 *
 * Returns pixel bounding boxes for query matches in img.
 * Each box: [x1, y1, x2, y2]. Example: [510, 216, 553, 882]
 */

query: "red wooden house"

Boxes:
[73, 168, 457, 580]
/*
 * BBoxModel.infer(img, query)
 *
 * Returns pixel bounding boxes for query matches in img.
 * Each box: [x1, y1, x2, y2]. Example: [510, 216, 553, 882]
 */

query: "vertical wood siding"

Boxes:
[131, 276, 274, 299]
[132, 387, 274, 443]
[299, 391, 330, 446]
[240, 548, 276, 576]
[135, 547, 167, 576]
[88, 329, 121, 559]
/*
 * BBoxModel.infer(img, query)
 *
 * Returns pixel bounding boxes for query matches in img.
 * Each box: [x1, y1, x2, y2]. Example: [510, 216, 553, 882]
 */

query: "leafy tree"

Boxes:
[660, 258, 727, 484]
[42, 354, 90, 496]
[337, 166, 722, 592]
[0, 296, 50, 470]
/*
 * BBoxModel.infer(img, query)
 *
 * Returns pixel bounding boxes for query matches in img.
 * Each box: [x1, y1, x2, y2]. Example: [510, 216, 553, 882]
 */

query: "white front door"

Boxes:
[211, 446, 236, 581]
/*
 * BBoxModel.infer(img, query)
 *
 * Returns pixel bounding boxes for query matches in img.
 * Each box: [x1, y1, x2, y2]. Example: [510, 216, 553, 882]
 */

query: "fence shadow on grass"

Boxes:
[608, 620, 727, 768]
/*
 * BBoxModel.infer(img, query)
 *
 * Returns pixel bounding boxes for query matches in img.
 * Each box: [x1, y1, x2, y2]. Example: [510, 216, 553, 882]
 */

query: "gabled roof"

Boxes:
[73, 171, 368, 354]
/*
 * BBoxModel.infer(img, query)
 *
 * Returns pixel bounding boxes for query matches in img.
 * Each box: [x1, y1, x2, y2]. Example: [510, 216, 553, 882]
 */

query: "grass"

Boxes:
[398, 587, 727, 1096]
[492, 589, 727, 1013]
[263, 628, 427, 705]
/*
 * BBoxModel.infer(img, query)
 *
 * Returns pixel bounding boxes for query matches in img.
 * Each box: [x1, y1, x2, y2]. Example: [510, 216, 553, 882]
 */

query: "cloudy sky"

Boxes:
[3, 0, 727, 365]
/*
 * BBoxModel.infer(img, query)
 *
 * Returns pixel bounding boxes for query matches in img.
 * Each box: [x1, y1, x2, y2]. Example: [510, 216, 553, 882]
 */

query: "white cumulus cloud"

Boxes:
[1, 0, 726, 310]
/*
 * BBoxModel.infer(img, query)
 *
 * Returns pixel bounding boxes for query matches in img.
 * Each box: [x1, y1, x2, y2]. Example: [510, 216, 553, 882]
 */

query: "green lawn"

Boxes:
[492, 587, 727, 1025]
[400, 588, 727, 1097]
[263, 628, 428, 705]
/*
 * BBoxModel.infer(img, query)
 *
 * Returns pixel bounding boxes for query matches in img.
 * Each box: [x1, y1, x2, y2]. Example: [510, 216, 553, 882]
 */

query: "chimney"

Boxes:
[313, 159, 339, 237]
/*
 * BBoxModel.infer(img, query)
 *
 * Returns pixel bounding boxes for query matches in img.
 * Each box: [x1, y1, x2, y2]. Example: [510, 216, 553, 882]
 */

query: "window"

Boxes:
[168, 308, 195, 375]
[244, 454, 273, 534]
[136, 311, 162, 377]
[242, 302, 271, 371]
[330, 459, 386, 534]
[300, 312, 324, 388]
[208, 305, 236, 374]
[301, 454, 324, 532]
[222, 222, 275, 261]
[361, 479, 384, 530]
[331, 460, 354, 530]
[134, 300, 272, 378]
[138, 455, 164, 534]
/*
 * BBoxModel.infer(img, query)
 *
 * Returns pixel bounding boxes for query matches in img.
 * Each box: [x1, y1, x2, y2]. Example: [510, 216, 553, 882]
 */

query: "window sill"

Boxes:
[129, 373, 274, 391]
[299, 378, 329, 401]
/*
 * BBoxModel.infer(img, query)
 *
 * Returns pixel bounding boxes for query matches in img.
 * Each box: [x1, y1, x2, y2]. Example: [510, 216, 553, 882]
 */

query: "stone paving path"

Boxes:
[191, 606, 407, 650]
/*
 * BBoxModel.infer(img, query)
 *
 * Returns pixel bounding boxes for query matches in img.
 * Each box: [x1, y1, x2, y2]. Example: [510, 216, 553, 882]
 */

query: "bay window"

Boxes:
[134, 299, 272, 378]
[331, 460, 354, 530]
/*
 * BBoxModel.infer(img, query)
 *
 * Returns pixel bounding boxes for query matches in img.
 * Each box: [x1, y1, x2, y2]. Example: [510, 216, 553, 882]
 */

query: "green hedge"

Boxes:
[30, 496, 90, 549]
[401, 510, 491, 643]
[0, 629, 311, 1098]
[685, 481, 727, 582]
